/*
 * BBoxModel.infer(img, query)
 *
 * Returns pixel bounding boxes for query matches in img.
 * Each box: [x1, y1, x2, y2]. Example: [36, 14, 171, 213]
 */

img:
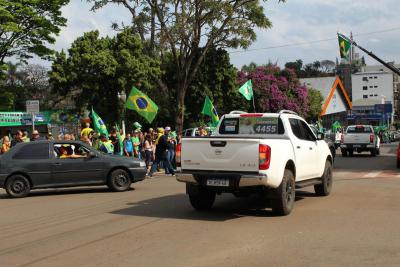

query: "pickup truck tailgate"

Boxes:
[181, 138, 260, 172]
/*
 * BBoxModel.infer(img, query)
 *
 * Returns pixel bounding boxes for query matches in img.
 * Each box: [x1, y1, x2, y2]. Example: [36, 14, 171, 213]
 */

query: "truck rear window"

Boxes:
[219, 117, 284, 135]
[347, 126, 373, 133]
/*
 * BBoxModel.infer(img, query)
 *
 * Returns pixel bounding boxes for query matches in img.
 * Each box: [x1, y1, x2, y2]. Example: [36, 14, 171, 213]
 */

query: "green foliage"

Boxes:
[88, 0, 277, 131]
[285, 59, 336, 78]
[0, 0, 69, 66]
[49, 29, 161, 125]
[307, 88, 324, 120]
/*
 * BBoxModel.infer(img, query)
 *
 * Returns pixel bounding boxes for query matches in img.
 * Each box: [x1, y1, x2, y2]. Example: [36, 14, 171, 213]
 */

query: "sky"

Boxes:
[32, 0, 400, 69]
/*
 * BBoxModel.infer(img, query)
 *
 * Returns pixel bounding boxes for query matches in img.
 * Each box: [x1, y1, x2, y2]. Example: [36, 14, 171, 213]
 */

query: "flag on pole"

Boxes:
[201, 96, 219, 126]
[338, 33, 352, 60]
[91, 108, 108, 137]
[238, 80, 253, 101]
[125, 87, 159, 123]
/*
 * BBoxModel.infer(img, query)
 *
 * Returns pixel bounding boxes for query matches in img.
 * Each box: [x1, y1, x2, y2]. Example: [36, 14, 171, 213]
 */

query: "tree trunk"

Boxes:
[175, 85, 186, 134]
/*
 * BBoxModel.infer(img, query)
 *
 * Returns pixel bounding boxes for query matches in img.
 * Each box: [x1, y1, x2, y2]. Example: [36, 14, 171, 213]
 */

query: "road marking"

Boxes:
[364, 171, 382, 178]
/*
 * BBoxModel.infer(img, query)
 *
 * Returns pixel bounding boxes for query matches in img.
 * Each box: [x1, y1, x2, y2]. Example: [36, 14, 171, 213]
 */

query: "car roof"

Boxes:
[18, 140, 86, 146]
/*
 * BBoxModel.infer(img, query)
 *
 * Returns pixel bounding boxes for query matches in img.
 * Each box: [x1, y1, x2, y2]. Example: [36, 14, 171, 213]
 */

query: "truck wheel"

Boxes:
[314, 161, 333, 196]
[348, 150, 353, 157]
[188, 186, 216, 211]
[271, 169, 295, 216]
[376, 148, 380, 155]
[341, 149, 348, 157]
[397, 160, 400, 169]
[371, 149, 377, 157]
[5, 175, 31, 198]
[107, 169, 131, 192]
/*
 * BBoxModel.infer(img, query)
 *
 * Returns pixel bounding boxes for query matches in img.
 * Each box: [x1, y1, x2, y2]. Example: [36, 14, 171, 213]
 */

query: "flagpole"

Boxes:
[252, 95, 256, 113]
[351, 41, 400, 76]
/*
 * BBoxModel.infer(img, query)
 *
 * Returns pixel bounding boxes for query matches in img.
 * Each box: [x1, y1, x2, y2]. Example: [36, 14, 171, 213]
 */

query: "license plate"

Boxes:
[206, 179, 229, 187]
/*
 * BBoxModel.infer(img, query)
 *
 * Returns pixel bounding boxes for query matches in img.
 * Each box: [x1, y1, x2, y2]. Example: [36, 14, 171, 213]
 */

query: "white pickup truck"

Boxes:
[176, 110, 333, 215]
[340, 125, 380, 157]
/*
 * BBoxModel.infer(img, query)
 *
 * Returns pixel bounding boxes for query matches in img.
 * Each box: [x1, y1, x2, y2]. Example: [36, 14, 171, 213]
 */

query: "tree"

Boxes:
[320, 60, 335, 73]
[284, 59, 303, 74]
[88, 0, 282, 132]
[49, 29, 161, 124]
[237, 66, 309, 117]
[0, 0, 69, 66]
[307, 88, 324, 120]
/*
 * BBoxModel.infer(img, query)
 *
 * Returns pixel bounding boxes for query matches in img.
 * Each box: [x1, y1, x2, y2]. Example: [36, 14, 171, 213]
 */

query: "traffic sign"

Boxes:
[26, 100, 40, 114]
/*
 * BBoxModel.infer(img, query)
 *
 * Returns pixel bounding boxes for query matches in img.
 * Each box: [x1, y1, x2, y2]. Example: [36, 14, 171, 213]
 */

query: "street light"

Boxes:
[118, 91, 127, 136]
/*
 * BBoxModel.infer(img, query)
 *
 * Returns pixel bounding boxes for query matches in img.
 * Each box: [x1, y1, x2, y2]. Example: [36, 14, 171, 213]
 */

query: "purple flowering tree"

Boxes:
[237, 66, 310, 116]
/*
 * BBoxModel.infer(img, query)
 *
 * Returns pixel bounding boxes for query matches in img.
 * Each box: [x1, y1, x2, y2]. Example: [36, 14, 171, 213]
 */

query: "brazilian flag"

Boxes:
[201, 95, 219, 126]
[91, 108, 108, 137]
[338, 33, 351, 60]
[125, 87, 158, 123]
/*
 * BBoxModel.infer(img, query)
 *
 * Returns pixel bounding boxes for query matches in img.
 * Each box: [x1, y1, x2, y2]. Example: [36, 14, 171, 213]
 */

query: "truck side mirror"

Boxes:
[317, 133, 325, 140]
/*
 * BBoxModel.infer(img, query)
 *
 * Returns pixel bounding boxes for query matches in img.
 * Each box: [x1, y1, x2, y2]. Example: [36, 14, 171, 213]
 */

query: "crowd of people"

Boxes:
[0, 123, 181, 177]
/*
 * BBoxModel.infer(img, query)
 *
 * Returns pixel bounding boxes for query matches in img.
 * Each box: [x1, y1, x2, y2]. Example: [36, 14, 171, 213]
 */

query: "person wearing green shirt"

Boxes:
[131, 130, 140, 158]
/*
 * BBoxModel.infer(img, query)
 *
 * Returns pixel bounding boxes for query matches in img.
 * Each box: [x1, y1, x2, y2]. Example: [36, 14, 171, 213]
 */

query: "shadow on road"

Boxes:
[335, 155, 396, 172]
[111, 190, 312, 221]
[0, 186, 135, 199]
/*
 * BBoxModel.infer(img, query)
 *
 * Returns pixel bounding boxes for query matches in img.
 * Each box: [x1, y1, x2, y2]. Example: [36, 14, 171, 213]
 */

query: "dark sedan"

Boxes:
[0, 141, 147, 198]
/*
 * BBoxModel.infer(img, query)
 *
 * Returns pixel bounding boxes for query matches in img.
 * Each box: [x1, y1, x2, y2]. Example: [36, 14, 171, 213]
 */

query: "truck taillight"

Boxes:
[259, 144, 271, 170]
[176, 143, 182, 167]
[370, 134, 374, 143]
[341, 134, 344, 144]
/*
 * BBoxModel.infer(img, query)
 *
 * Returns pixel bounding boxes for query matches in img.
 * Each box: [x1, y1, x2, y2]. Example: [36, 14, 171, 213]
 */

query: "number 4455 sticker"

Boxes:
[254, 124, 277, 134]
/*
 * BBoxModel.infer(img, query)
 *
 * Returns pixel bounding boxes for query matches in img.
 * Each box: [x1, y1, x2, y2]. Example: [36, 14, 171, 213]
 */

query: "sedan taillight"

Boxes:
[370, 134, 374, 143]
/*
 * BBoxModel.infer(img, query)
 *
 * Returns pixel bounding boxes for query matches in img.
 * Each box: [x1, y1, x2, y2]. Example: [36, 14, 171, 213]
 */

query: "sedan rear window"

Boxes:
[347, 126, 373, 133]
[219, 117, 284, 135]
[13, 143, 49, 160]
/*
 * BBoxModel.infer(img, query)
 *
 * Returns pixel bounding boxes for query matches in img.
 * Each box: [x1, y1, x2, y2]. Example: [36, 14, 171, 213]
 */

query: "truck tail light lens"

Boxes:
[240, 113, 263, 117]
[259, 144, 271, 170]
[370, 134, 374, 143]
[341, 134, 344, 144]
[176, 143, 182, 167]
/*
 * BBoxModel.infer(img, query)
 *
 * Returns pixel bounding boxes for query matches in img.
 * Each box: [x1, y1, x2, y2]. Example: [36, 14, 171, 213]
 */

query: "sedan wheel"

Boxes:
[107, 169, 131, 192]
[5, 175, 31, 198]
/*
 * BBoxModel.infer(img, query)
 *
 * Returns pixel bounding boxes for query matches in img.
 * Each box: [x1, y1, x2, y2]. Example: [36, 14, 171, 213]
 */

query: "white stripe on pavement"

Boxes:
[364, 171, 382, 178]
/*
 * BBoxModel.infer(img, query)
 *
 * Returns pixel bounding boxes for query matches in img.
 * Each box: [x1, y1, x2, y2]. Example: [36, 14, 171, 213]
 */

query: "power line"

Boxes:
[229, 26, 400, 54]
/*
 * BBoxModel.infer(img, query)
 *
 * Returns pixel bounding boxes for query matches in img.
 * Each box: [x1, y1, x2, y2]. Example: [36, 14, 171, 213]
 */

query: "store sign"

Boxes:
[0, 112, 50, 127]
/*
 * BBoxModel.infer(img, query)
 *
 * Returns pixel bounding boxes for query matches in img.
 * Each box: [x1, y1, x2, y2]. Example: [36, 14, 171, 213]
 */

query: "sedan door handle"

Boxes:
[309, 147, 313, 150]
[296, 146, 301, 149]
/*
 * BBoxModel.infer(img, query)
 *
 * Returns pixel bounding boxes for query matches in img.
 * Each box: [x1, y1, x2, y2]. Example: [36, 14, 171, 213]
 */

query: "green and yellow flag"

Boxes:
[91, 108, 108, 137]
[238, 80, 253, 101]
[125, 87, 159, 123]
[201, 95, 219, 126]
[338, 33, 351, 60]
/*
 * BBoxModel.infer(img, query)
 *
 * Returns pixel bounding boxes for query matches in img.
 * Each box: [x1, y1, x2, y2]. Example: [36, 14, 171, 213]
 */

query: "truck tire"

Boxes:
[371, 148, 377, 157]
[5, 175, 31, 198]
[188, 186, 216, 211]
[348, 150, 353, 157]
[341, 149, 348, 157]
[271, 169, 295, 216]
[314, 161, 333, 196]
[107, 169, 131, 192]
[397, 160, 400, 169]
[376, 148, 380, 155]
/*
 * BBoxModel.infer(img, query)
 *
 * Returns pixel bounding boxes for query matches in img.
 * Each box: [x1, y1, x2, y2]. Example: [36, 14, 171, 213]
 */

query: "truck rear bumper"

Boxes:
[176, 172, 269, 187]
[340, 144, 375, 149]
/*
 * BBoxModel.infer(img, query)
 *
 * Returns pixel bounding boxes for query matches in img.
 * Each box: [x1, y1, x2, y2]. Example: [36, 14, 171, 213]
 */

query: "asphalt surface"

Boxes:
[1, 144, 400, 267]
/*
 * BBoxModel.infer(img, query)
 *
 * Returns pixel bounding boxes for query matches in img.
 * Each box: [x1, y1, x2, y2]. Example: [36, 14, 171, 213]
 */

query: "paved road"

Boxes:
[1, 144, 400, 267]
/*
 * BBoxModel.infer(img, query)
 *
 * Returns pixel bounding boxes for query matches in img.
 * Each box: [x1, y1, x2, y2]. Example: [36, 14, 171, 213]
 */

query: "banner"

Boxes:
[0, 112, 51, 127]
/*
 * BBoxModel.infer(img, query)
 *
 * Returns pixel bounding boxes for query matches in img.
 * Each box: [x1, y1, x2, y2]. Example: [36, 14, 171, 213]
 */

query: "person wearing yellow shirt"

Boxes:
[81, 122, 94, 138]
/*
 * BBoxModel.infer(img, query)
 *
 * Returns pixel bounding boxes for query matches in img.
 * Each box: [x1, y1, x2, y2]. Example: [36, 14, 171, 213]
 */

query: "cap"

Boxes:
[165, 126, 171, 131]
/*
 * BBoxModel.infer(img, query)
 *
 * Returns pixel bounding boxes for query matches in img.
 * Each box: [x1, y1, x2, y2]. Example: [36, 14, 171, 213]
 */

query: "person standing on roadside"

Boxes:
[131, 130, 141, 158]
[164, 127, 176, 171]
[123, 133, 134, 157]
[99, 135, 114, 154]
[1, 136, 11, 154]
[11, 131, 24, 147]
[80, 122, 93, 138]
[144, 134, 153, 172]
[148, 128, 175, 177]
[31, 130, 42, 141]
[21, 130, 30, 142]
